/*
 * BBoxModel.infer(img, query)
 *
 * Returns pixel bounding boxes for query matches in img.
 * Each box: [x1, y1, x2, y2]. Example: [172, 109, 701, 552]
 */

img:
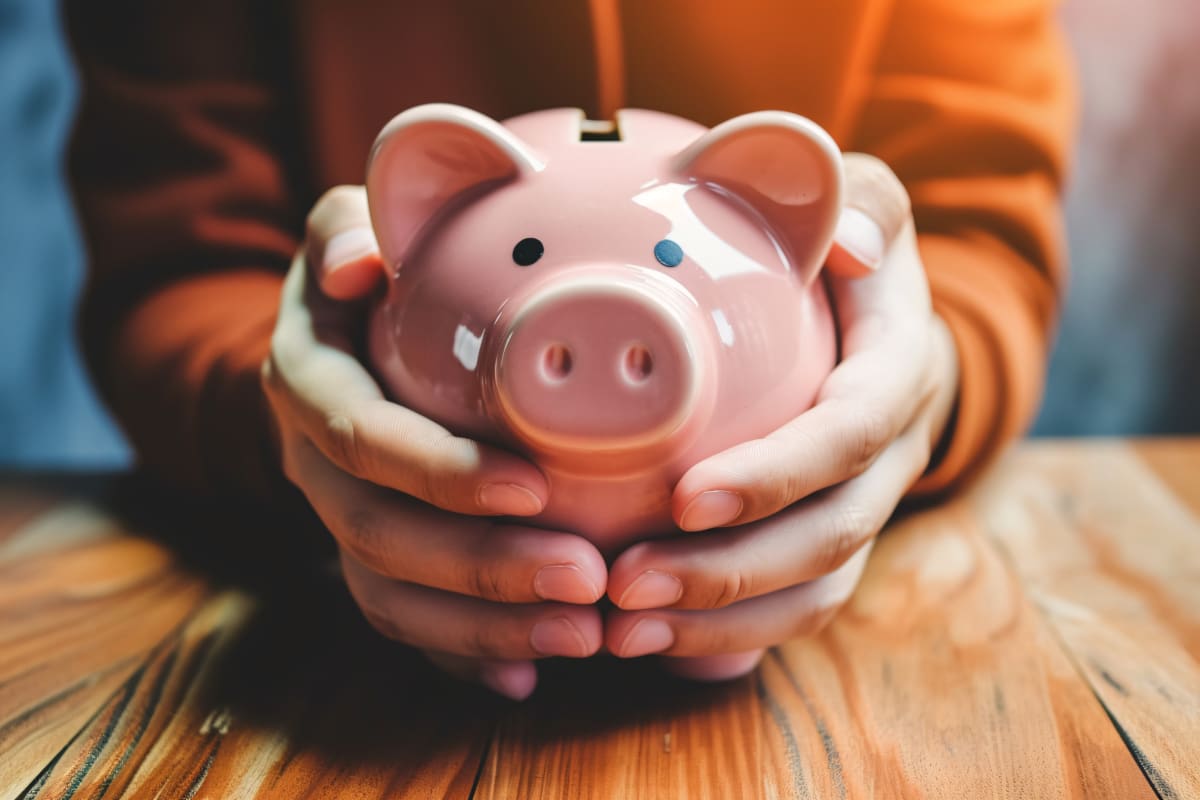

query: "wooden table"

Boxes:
[1, 440, 1197, 799]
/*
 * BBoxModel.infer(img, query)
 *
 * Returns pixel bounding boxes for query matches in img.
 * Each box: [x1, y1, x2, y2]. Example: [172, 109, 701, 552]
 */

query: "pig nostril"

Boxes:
[622, 344, 654, 384]
[542, 344, 573, 382]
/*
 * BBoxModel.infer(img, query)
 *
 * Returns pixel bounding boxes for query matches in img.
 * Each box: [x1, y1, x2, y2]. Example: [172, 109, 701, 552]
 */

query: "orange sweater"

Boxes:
[66, 1, 1073, 502]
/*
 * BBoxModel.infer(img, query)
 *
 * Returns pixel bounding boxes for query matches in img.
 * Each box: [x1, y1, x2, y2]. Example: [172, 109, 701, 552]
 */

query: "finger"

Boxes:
[675, 212, 935, 532]
[619, 432, 925, 610]
[672, 332, 930, 531]
[825, 222, 930, 350]
[293, 438, 605, 604]
[825, 153, 912, 277]
[343, 553, 603, 660]
[606, 539, 873, 659]
[660, 649, 766, 682]
[675, 205, 939, 532]
[306, 185, 386, 299]
[423, 651, 538, 701]
[265, 257, 549, 516]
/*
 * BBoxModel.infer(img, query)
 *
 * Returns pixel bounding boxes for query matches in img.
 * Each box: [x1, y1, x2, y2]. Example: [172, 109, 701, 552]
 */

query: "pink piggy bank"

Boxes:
[367, 104, 842, 555]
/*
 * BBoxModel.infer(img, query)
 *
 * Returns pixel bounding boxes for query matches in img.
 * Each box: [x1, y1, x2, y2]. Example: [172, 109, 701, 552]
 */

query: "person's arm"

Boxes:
[67, 2, 298, 500]
[67, 3, 608, 701]
[602, 0, 1074, 672]
[855, 0, 1075, 493]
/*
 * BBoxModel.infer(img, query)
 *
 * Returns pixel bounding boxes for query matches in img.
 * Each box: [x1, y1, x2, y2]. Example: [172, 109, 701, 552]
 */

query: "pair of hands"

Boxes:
[262, 154, 959, 701]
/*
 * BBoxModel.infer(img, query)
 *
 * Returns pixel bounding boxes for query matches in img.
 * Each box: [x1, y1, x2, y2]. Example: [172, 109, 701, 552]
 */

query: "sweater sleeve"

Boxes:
[851, 0, 1076, 494]
[66, 2, 301, 501]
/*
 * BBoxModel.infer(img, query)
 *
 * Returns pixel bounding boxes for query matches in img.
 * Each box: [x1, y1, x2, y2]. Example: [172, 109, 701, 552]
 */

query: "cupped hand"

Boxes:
[605, 155, 960, 679]
[263, 186, 607, 700]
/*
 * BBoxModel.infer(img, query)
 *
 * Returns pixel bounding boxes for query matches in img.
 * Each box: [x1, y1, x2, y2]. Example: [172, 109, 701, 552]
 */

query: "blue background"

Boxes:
[0, 0, 127, 467]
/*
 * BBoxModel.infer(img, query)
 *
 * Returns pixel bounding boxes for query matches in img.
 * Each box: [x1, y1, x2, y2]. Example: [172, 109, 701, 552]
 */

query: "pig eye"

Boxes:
[512, 237, 544, 266]
[654, 239, 684, 268]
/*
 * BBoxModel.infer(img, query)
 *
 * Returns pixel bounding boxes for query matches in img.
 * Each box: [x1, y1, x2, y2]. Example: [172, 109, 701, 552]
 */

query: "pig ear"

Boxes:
[672, 111, 843, 286]
[366, 103, 544, 268]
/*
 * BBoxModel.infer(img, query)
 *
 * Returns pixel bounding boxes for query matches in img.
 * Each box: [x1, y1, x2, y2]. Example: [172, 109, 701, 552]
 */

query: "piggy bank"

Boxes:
[367, 104, 841, 554]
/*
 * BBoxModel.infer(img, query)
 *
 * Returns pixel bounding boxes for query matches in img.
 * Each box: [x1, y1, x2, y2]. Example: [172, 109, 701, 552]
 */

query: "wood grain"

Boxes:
[477, 500, 1155, 799]
[18, 580, 494, 799]
[0, 505, 206, 797]
[764, 501, 1157, 800]
[1135, 438, 1200, 515]
[476, 658, 770, 799]
[975, 440, 1200, 799]
[2, 440, 1197, 798]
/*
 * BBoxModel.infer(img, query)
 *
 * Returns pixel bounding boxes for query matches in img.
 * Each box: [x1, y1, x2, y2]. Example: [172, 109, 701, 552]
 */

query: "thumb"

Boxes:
[306, 185, 386, 300]
[826, 153, 912, 278]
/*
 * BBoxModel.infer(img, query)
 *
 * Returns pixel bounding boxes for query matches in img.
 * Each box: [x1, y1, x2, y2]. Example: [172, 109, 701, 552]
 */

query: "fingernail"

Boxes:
[618, 570, 683, 610]
[618, 618, 675, 658]
[834, 207, 885, 271]
[323, 227, 378, 270]
[679, 490, 743, 532]
[479, 661, 537, 701]
[534, 564, 600, 604]
[530, 617, 591, 658]
[478, 483, 543, 516]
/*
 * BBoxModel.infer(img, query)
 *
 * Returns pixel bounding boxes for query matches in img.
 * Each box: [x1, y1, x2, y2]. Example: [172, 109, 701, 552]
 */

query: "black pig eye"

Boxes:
[654, 239, 684, 267]
[512, 237, 544, 266]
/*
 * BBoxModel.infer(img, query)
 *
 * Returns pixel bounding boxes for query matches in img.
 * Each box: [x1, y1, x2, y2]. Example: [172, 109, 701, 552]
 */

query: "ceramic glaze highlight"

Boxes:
[367, 104, 842, 552]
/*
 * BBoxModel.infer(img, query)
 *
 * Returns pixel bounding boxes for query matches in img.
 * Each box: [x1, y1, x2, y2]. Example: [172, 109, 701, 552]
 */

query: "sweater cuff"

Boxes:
[101, 269, 286, 503]
[909, 232, 1054, 497]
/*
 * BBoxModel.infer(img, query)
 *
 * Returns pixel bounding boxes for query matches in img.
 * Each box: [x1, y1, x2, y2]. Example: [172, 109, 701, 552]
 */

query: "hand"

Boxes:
[603, 155, 960, 679]
[262, 186, 607, 700]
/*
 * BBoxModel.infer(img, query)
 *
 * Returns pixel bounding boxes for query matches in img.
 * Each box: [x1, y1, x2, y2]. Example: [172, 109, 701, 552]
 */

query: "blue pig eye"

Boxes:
[513, 237, 544, 266]
[654, 239, 684, 268]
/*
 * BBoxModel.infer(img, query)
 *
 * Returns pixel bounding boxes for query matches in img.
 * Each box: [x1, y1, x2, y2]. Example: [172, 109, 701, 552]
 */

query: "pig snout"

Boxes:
[491, 274, 710, 452]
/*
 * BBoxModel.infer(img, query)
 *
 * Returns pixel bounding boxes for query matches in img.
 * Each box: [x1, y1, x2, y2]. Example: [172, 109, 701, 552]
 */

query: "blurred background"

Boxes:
[0, 1, 1196, 469]
[0, 0, 127, 467]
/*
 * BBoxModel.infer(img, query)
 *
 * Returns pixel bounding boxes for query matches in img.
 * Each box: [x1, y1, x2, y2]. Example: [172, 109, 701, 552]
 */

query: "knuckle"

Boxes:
[708, 569, 753, 609]
[794, 577, 857, 637]
[776, 464, 811, 511]
[465, 560, 513, 603]
[415, 433, 474, 510]
[816, 504, 875, 575]
[414, 461, 455, 511]
[420, 461, 458, 510]
[340, 505, 388, 566]
[841, 405, 892, 474]
[766, 430, 818, 509]
[465, 623, 512, 660]
[307, 184, 363, 236]
[689, 623, 738, 657]
[324, 411, 367, 477]
[730, 436, 810, 514]
[792, 599, 844, 638]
